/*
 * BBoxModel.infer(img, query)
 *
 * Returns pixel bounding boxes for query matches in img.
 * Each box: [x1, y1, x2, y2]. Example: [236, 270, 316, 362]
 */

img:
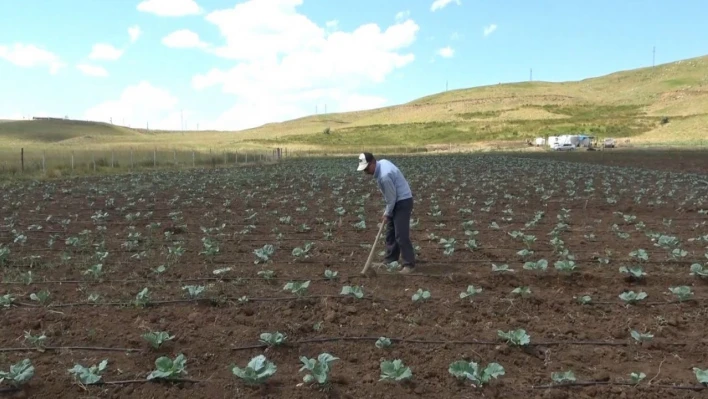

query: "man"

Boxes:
[357, 152, 415, 274]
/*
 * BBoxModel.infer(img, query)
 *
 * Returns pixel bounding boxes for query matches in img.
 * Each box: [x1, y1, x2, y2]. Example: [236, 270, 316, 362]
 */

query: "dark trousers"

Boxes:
[384, 197, 415, 267]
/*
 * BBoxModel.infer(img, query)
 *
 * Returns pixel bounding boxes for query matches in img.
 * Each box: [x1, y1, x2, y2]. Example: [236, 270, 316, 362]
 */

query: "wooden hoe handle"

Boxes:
[360, 221, 385, 275]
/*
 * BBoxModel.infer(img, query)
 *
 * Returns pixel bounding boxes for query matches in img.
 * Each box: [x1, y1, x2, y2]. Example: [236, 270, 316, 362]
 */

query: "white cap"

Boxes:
[357, 153, 370, 171]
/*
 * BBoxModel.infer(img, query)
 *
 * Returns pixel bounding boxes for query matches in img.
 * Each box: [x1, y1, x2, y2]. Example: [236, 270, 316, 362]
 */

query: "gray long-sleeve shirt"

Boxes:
[374, 159, 413, 217]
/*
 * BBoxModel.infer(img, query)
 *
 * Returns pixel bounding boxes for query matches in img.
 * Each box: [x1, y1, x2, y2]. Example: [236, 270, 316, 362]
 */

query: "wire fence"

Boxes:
[0, 145, 474, 178]
[0, 147, 289, 177]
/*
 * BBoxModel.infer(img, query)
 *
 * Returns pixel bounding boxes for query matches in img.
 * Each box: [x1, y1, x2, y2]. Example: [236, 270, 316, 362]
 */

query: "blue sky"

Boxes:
[0, 0, 706, 131]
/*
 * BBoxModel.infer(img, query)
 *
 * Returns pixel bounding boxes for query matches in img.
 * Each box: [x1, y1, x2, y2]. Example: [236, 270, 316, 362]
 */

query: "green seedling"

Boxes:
[259, 332, 287, 347]
[147, 354, 187, 380]
[299, 353, 338, 385]
[459, 285, 482, 301]
[340, 285, 364, 299]
[143, 331, 175, 349]
[497, 329, 530, 346]
[231, 355, 276, 385]
[448, 360, 505, 387]
[380, 359, 412, 382]
[0, 359, 34, 387]
[68, 359, 108, 385]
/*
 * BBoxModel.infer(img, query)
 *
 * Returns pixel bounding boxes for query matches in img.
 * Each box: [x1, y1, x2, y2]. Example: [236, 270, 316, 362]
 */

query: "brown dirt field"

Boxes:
[1, 152, 707, 398]
[513, 148, 708, 175]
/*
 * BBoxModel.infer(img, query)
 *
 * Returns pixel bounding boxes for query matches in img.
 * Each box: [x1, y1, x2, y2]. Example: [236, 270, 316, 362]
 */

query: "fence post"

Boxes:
[173, 150, 177, 167]
[192, 151, 195, 167]
[92, 153, 96, 172]
[224, 151, 227, 165]
[111, 150, 114, 168]
[20, 148, 24, 173]
[153, 148, 156, 168]
[71, 152, 74, 171]
[130, 150, 134, 170]
[42, 151, 46, 175]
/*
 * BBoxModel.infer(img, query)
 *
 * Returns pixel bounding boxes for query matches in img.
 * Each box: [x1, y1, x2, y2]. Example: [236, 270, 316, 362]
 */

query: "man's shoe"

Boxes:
[399, 266, 414, 274]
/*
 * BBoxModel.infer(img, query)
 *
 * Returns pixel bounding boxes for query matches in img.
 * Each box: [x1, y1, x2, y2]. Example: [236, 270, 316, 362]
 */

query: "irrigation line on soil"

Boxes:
[8, 268, 702, 285]
[0, 336, 701, 357]
[7, 294, 708, 310]
[3, 222, 705, 234]
[9, 294, 389, 309]
[1, 268, 706, 286]
[9, 201, 708, 211]
[3, 223, 703, 236]
[4, 255, 703, 267]
[0, 276, 338, 285]
[224, 336, 705, 351]
[0, 346, 142, 353]
[530, 381, 707, 391]
[5, 204, 703, 216]
[6, 240, 708, 257]
[94, 378, 204, 386]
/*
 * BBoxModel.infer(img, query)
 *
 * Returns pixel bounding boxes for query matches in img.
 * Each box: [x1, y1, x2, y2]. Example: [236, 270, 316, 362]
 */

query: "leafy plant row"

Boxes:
[3, 273, 707, 308]
[4, 353, 708, 391]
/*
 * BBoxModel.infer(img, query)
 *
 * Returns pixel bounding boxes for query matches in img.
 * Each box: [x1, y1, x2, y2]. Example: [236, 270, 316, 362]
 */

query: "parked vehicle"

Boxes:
[603, 138, 616, 148]
[552, 143, 575, 151]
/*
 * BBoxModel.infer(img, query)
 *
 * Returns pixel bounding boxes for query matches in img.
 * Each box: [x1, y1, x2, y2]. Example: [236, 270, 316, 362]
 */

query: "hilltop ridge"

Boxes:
[1, 54, 707, 149]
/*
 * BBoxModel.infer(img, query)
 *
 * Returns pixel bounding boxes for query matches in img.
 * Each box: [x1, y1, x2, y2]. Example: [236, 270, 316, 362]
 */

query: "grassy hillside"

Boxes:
[0, 119, 143, 144]
[1, 54, 707, 153]
[245, 55, 708, 148]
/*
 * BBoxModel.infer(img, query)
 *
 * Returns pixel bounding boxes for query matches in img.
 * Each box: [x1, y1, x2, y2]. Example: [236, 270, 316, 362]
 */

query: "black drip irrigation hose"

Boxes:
[0, 346, 141, 353]
[224, 336, 707, 351]
[97, 378, 203, 386]
[1, 269, 706, 286]
[0, 336, 703, 355]
[6, 295, 707, 310]
[531, 381, 707, 391]
[8, 294, 388, 309]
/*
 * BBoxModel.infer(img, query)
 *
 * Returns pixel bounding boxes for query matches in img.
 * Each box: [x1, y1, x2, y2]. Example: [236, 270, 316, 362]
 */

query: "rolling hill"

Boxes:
[240, 54, 708, 148]
[1, 54, 707, 152]
[0, 118, 144, 144]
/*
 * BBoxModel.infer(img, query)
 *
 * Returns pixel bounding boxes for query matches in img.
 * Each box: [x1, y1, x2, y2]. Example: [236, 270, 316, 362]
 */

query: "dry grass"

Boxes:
[631, 113, 708, 145]
[1, 54, 708, 154]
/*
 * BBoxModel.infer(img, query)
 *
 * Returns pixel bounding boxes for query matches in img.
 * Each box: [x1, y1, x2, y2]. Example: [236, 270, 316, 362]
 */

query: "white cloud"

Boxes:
[162, 29, 209, 48]
[137, 0, 202, 17]
[76, 63, 108, 77]
[84, 81, 185, 129]
[430, 0, 461, 12]
[128, 26, 142, 43]
[483, 24, 497, 37]
[0, 43, 65, 74]
[89, 43, 124, 61]
[325, 20, 338, 28]
[191, 0, 419, 130]
[395, 10, 410, 21]
[437, 46, 454, 58]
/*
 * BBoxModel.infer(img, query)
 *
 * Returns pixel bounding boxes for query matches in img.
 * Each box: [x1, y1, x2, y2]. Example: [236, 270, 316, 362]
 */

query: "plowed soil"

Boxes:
[1, 152, 707, 399]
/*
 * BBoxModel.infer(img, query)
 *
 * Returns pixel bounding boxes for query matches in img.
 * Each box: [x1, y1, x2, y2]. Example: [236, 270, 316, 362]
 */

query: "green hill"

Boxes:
[0, 119, 143, 144]
[1, 54, 707, 152]
[239, 54, 708, 148]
